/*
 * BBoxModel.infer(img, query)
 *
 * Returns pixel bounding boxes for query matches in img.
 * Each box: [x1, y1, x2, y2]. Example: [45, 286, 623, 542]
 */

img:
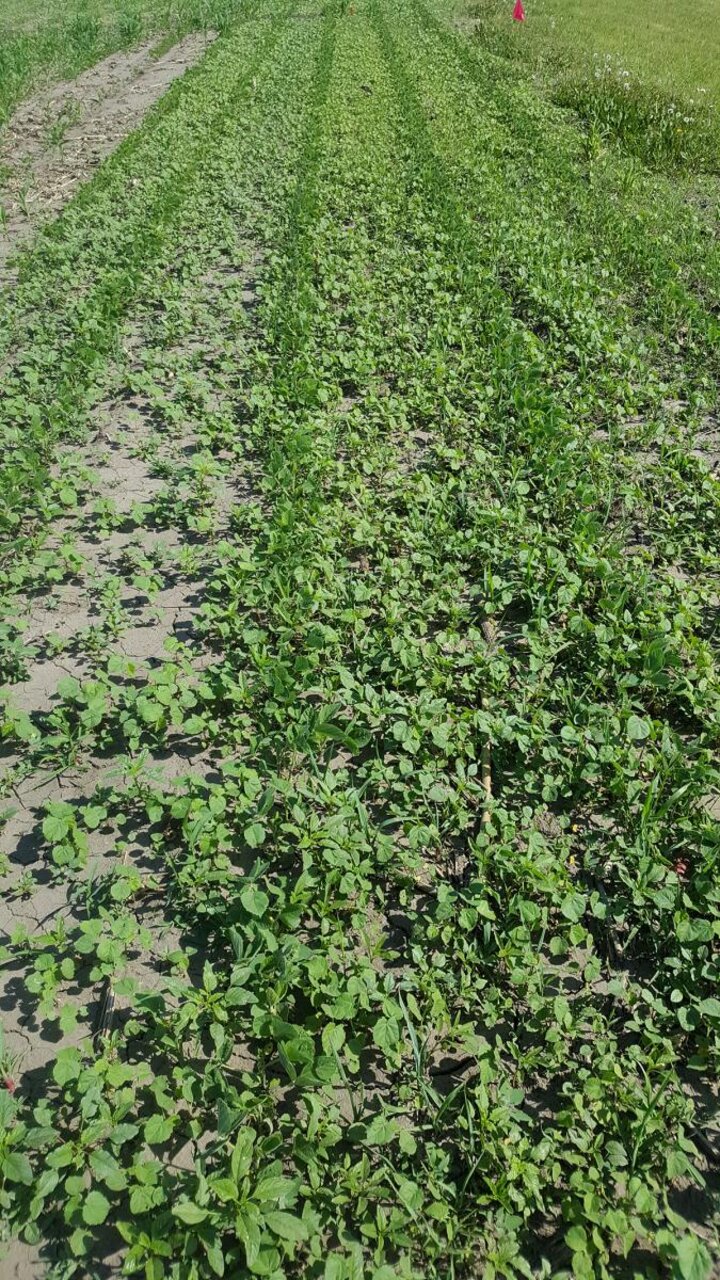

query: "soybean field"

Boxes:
[1, 1, 720, 1278]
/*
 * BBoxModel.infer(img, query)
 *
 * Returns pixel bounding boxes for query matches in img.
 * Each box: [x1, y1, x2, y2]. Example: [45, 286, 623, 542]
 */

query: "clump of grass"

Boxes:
[462, 0, 519, 59]
[554, 53, 719, 173]
[172, 0, 246, 33]
[117, 10, 144, 44]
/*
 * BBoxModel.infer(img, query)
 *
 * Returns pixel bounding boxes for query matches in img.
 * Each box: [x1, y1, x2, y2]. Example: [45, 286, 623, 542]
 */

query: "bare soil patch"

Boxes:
[0, 30, 216, 283]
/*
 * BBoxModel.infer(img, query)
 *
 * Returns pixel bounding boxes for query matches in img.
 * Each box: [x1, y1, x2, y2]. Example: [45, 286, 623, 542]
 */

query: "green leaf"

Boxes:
[56, 679, 80, 700]
[42, 814, 72, 843]
[212, 1176, 238, 1203]
[372, 1015, 400, 1054]
[366, 1114, 396, 1145]
[58, 1003, 79, 1035]
[83, 805, 107, 830]
[173, 1202, 209, 1225]
[2, 1152, 33, 1184]
[321, 1023, 345, 1055]
[130, 1185, 158, 1214]
[674, 1233, 712, 1280]
[217, 1098, 243, 1139]
[264, 1210, 308, 1242]
[52, 1048, 82, 1086]
[560, 891, 587, 923]
[398, 1128, 417, 1156]
[427, 1201, 449, 1221]
[69, 1227, 89, 1256]
[627, 715, 650, 742]
[605, 1140, 628, 1167]
[241, 885, 269, 918]
[698, 998, 720, 1020]
[204, 1240, 225, 1277]
[82, 1190, 111, 1225]
[397, 1178, 422, 1213]
[253, 1175, 297, 1204]
[243, 823, 266, 849]
[249, 1244, 281, 1276]
[236, 1208, 261, 1265]
[110, 1123, 138, 1147]
[566, 1225, 588, 1253]
[231, 1127, 255, 1182]
[89, 1148, 127, 1192]
[144, 1114, 174, 1146]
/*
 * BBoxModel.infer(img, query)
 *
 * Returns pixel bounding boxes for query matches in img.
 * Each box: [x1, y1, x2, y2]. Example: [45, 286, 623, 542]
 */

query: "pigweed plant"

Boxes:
[0, 0, 719, 1277]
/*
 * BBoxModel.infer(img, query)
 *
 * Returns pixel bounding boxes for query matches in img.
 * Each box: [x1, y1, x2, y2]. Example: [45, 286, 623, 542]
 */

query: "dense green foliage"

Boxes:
[1, 0, 720, 1276]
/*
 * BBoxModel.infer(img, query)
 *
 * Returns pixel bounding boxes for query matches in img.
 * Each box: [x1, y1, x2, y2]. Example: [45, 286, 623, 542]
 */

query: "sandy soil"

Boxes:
[0, 30, 216, 284]
[0, 242, 260, 1275]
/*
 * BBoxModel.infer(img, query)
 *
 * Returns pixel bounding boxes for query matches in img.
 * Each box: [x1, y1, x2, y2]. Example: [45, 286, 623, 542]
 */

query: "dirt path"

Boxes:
[0, 31, 216, 284]
[0, 244, 259, 1278]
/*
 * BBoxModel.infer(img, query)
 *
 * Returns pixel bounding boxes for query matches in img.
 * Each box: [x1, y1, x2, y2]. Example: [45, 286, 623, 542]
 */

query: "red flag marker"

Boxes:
[513, 0, 525, 19]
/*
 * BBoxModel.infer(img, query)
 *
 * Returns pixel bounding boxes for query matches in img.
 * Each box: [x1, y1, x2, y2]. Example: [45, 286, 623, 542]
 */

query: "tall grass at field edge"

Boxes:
[462, 0, 720, 173]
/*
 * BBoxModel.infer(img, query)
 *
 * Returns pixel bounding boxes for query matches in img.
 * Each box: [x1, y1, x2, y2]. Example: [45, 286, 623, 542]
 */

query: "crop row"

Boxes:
[0, 0, 246, 129]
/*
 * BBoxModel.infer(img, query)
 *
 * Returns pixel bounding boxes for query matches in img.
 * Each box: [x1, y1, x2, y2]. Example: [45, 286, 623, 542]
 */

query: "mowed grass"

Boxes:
[511, 0, 720, 100]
